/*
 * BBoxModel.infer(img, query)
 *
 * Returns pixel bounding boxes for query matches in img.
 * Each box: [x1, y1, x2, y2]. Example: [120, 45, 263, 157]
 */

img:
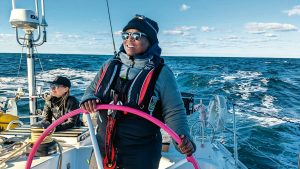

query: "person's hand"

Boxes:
[80, 99, 100, 113]
[178, 135, 195, 157]
[31, 120, 51, 129]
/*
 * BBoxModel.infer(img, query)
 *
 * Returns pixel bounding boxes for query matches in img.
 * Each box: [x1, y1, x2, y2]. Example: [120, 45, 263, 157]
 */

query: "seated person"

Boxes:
[41, 76, 81, 131]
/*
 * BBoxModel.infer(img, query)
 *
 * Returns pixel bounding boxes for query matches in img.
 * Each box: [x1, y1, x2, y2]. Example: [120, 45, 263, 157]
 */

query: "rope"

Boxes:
[0, 141, 30, 166]
[30, 128, 54, 144]
[53, 139, 63, 169]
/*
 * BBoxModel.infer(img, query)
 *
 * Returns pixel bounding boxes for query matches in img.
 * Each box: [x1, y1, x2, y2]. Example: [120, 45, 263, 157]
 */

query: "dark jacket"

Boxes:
[43, 95, 80, 131]
[81, 44, 195, 169]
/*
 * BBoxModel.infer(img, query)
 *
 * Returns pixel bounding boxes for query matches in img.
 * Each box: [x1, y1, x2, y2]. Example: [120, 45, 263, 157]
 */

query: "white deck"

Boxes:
[1, 126, 93, 169]
[1, 127, 248, 169]
[6, 146, 93, 169]
[3, 138, 247, 169]
[160, 136, 247, 169]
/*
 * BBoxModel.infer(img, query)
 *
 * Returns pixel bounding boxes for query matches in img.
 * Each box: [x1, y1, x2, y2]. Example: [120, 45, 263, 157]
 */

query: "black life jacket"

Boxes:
[94, 56, 164, 119]
[94, 55, 164, 168]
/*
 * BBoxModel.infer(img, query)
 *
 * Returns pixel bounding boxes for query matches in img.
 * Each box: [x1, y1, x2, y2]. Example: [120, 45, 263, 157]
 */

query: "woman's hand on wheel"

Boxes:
[178, 135, 195, 157]
[80, 99, 100, 113]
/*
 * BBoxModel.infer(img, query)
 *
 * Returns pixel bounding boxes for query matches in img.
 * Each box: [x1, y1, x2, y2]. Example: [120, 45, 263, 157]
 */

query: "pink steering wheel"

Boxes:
[26, 104, 200, 169]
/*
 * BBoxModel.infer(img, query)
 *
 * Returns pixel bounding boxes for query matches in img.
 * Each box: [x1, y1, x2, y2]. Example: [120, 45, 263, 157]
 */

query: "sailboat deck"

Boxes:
[0, 125, 93, 169]
[159, 136, 248, 169]
[0, 125, 90, 145]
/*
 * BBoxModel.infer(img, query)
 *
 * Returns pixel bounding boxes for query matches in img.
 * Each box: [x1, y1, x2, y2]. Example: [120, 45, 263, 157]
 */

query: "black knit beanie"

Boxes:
[122, 14, 159, 45]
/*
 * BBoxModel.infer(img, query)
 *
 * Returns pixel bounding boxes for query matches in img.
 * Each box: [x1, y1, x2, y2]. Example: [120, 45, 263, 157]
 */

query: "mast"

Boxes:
[9, 0, 47, 124]
[25, 31, 37, 124]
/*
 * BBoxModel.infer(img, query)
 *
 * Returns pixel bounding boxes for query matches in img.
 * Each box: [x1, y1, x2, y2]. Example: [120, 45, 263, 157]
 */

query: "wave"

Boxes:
[1, 54, 300, 168]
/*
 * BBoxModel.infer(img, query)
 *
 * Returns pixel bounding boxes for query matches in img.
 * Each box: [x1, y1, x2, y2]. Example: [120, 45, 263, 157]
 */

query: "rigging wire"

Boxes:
[229, 101, 298, 167]
[17, 52, 23, 78]
[16, 35, 26, 78]
[33, 45, 46, 99]
[34, 46, 44, 73]
[105, 0, 117, 55]
[223, 127, 283, 168]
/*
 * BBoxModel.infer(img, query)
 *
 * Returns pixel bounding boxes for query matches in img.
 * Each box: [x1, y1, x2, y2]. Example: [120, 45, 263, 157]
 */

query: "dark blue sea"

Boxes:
[0, 53, 299, 168]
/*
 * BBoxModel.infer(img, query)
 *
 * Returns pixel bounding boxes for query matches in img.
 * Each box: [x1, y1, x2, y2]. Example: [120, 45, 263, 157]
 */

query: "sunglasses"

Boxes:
[121, 32, 147, 41]
[50, 84, 64, 90]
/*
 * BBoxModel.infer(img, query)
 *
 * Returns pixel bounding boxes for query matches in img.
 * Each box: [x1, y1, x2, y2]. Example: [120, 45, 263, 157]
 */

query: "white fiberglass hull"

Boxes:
[160, 136, 247, 169]
[4, 137, 247, 169]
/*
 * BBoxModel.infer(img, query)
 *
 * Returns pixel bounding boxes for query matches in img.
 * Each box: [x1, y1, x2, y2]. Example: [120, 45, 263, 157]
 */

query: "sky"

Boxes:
[0, 0, 300, 58]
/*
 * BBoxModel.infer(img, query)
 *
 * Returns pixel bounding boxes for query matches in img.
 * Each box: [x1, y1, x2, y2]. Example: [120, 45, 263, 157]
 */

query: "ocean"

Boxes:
[0, 53, 299, 168]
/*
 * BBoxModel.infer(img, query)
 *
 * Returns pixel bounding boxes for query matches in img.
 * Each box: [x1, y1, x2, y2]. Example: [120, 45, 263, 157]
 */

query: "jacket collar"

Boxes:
[118, 43, 162, 68]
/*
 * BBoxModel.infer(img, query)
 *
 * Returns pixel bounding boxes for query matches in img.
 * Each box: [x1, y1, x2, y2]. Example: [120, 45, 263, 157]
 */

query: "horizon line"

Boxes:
[0, 52, 299, 59]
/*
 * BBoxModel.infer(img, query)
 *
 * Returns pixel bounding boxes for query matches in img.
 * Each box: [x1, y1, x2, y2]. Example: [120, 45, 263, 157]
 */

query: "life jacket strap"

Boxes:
[95, 58, 122, 98]
[104, 115, 117, 169]
[138, 61, 164, 111]
[104, 92, 123, 169]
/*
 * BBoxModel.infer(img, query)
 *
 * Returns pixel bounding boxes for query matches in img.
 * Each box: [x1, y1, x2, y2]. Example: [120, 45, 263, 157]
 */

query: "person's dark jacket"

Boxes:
[81, 44, 195, 169]
[43, 96, 80, 131]
[81, 44, 194, 144]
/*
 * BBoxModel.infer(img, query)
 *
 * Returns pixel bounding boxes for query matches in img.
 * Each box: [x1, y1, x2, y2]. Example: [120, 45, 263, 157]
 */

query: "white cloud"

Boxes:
[226, 35, 239, 40]
[67, 34, 81, 38]
[285, 5, 300, 16]
[246, 38, 273, 43]
[180, 4, 191, 11]
[52, 32, 81, 39]
[176, 26, 197, 31]
[245, 22, 298, 33]
[210, 34, 278, 45]
[264, 33, 277, 38]
[114, 30, 122, 36]
[163, 30, 183, 35]
[211, 35, 239, 41]
[163, 26, 197, 36]
[201, 26, 215, 32]
[0, 33, 14, 38]
[47, 32, 83, 46]
[53, 32, 63, 39]
[0, 34, 16, 43]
